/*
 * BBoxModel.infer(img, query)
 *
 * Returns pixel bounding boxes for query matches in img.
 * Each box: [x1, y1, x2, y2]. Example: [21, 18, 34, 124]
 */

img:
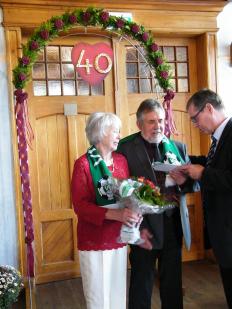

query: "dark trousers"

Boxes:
[128, 215, 183, 309]
[219, 266, 232, 309]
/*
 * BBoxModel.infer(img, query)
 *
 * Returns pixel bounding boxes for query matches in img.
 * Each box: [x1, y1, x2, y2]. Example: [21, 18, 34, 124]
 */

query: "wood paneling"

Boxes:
[1, 1, 226, 35]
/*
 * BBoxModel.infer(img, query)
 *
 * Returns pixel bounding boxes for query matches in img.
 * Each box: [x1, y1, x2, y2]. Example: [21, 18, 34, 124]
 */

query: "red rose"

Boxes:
[82, 11, 91, 23]
[100, 11, 110, 22]
[142, 32, 149, 42]
[116, 19, 125, 29]
[160, 71, 168, 79]
[69, 15, 77, 24]
[151, 43, 159, 52]
[156, 57, 163, 65]
[54, 19, 64, 29]
[21, 56, 30, 66]
[30, 41, 39, 50]
[40, 29, 49, 40]
[131, 24, 140, 34]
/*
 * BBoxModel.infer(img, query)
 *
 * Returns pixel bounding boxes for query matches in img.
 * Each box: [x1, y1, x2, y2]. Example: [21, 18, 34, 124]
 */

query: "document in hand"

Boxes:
[152, 162, 180, 173]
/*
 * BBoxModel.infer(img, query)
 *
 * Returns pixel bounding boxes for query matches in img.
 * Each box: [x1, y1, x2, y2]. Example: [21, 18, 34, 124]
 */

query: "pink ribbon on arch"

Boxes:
[163, 90, 177, 137]
[15, 91, 35, 277]
[14, 89, 34, 149]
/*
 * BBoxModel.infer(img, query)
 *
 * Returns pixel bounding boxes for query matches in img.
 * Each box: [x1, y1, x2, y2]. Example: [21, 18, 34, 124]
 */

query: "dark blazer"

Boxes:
[118, 132, 193, 249]
[199, 118, 232, 268]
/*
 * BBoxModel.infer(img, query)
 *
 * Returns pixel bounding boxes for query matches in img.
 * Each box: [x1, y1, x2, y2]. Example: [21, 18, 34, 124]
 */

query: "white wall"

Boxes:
[0, 8, 18, 267]
[217, 1, 232, 115]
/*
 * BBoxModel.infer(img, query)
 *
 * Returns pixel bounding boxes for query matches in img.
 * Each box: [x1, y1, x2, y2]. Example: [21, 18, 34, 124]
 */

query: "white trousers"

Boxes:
[79, 246, 127, 309]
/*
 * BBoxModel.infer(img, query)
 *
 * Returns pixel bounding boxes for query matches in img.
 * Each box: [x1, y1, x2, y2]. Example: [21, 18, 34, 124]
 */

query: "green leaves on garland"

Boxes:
[13, 7, 174, 95]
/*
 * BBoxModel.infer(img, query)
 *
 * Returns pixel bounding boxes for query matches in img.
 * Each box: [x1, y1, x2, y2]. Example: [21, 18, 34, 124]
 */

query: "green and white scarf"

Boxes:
[159, 135, 184, 165]
[87, 145, 115, 206]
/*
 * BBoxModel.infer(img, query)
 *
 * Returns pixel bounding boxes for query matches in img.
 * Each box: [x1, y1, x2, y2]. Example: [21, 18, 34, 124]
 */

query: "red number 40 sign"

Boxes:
[71, 43, 114, 86]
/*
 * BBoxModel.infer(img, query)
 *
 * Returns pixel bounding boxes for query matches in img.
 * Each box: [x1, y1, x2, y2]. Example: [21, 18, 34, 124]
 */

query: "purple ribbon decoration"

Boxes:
[15, 90, 35, 277]
[163, 90, 177, 137]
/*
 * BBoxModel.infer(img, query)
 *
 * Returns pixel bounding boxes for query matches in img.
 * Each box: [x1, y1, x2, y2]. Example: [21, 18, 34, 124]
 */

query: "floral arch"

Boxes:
[12, 7, 175, 277]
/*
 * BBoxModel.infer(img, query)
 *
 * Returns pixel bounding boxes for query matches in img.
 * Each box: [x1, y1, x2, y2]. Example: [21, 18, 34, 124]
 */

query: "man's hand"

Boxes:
[177, 164, 204, 180]
[169, 168, 188, 185]
[139, 228, 153, 250]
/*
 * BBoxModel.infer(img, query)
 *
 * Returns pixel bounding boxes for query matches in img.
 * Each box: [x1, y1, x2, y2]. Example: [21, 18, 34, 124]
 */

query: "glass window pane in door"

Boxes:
[48, 81, 61, 95]
[62, 64, 75, 79]
[139, 63, 151, 78]
[91, 83, 104, 95]
[127, 79, 138, 93]
[61, 46, 72, 62]
[178, 79, 188, 92]
[47, 64, 60, 79]
[77, 80, 89, 95]
[176, 47, 187, 61]
[63, 81, 75, 95]
[33, 81, 47, 96]
[46, 46, 59, 62]
[126, 47, 137, 61]
[140, 79, 151, 93]
[177, 63, 188, 77]
[32, 63, 46, 79]
[163, 47, 175, 61]
[126, 63, 138, 77]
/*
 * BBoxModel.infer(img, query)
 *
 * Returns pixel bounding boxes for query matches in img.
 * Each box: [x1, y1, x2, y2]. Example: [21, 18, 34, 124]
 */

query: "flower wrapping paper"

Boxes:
[106, 177, 176, 244]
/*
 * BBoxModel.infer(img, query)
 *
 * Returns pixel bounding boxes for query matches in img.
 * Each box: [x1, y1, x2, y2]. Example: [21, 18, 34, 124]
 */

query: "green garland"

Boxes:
[12, 7, 174, 98]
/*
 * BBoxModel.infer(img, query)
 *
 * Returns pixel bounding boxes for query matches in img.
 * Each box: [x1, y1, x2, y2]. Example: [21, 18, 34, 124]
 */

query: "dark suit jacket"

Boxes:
[198, 118, 232, 268]
[118, 132, 193, 249]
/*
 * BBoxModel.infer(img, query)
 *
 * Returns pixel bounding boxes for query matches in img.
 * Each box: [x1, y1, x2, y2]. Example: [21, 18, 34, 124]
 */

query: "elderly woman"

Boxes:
[71, 112, 140, 309]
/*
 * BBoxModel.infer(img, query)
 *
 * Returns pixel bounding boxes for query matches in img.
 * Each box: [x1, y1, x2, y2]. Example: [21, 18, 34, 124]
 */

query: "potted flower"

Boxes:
[0, 265, 24, 309]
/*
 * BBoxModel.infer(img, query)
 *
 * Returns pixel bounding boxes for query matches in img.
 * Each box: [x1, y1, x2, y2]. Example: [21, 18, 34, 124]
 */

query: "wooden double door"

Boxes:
[24, 33, 203, 283]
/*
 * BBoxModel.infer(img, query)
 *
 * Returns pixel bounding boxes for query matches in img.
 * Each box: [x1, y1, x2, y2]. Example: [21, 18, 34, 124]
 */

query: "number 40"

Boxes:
[76, 49, 112, 74]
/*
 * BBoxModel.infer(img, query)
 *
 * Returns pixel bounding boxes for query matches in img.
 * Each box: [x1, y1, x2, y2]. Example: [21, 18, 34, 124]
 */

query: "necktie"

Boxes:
[153, 143, 162, 162]
[203, 135, 217, 248]
[206, 136, 217, 166]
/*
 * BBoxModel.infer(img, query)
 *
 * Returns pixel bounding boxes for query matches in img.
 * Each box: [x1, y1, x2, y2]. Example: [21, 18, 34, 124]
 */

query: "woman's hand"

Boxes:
[105, 208, 142, 227]
[121, 208, 142, 227]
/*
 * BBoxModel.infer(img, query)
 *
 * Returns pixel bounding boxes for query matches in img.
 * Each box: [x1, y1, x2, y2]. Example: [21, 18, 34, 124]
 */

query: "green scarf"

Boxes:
[87, 145, 115, 206]
[160, 136, 185, 165]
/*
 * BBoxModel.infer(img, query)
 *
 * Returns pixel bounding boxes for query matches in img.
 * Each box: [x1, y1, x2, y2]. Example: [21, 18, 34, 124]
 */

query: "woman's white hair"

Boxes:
[85, 112, 121, 145]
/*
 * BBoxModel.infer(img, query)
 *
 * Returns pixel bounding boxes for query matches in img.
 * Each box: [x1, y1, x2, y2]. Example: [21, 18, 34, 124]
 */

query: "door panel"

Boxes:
[118, 37, 204, 261]
[25, 34, 115, 283]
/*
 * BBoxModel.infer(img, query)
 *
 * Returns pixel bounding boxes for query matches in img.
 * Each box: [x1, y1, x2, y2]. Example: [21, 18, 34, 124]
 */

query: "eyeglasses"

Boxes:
[190, 105, 205, 124]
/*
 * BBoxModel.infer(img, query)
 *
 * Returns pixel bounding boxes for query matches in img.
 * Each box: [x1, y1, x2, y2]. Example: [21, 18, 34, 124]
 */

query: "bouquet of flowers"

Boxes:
[108, 176, 177, 244]
[0, 265, 24, 309]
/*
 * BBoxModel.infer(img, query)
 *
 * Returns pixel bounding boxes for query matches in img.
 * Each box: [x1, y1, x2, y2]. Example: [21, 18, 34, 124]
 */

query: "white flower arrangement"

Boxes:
[0, 265, 24, 309]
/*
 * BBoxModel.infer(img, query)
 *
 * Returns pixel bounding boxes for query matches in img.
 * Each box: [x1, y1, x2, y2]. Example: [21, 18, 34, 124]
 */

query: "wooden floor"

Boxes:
[15, 259, 228, 309]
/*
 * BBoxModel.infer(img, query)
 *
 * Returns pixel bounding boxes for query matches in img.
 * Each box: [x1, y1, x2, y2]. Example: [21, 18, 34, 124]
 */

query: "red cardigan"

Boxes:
[71, 152, 130, 251]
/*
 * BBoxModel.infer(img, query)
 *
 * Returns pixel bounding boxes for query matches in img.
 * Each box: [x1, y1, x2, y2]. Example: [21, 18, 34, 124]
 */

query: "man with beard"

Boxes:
[118, 99, 195, 309]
